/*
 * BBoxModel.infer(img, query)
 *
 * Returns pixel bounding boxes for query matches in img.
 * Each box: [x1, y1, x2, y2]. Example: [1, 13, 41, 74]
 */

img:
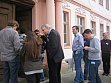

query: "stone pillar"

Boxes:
[55, 0, 64, 47]
[46, 0, 55, 28]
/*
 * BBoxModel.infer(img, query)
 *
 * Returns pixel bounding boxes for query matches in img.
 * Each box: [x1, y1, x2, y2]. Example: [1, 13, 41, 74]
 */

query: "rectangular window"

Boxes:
[106, 0, 109, 10]
[92, 0, 96, 1]
[63, 11, 70, 46]
[99, 0, 103, 6]
[100, 24, 104, 39]
[106, 26, 110, 38]
[77, 16, 85, 34]
[91, 21, 96, 34]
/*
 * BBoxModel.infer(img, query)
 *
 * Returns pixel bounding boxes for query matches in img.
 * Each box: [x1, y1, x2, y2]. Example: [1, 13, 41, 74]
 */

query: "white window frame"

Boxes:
[77, 16, 85, 34]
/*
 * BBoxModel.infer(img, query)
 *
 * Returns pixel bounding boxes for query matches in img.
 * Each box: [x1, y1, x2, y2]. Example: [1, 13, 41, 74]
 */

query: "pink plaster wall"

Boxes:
[32, 0, 46, 31]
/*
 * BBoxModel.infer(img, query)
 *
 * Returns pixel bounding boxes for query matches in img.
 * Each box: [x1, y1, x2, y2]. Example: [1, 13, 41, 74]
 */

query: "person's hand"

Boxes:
[84, 46, 89, 50]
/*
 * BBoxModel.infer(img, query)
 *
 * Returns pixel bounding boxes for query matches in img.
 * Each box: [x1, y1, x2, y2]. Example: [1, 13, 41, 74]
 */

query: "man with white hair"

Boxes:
[41, 24, 64, 83]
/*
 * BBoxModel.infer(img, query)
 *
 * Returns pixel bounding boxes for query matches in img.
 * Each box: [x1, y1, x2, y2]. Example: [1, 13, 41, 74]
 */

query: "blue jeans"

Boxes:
[3, 56, 20, 83]
[83, 55, 89, 80]
[88, 60, 102, 83]
[73, 51, 84, 83]
[39, 55, 45, 81]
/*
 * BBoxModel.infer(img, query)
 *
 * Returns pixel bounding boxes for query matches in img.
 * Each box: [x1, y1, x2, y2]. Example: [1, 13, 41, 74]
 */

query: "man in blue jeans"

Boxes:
[84, 29, 102, 83]
[0, 20, 21, 83]
[72, 26, 84, 83]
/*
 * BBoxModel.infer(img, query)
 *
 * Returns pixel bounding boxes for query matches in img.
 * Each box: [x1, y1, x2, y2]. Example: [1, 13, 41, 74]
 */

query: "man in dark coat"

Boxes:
[101, 32, 111, 76]
[41, 24, 64, 83]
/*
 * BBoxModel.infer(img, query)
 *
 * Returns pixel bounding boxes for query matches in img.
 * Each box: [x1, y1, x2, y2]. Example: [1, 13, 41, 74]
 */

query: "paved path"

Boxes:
[1, 61, 111, 83]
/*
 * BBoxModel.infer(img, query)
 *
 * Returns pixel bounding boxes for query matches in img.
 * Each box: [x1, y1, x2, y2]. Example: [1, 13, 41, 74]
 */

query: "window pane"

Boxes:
[106, 0, 109, 10]
[64, 24, 66, 33]
[99, 0, 103, 5]
[106, 26, 110, 38]
[77, 16, 85, 34]
[100, 24, 103, 39]
[64, 13, 66, 22]
[64, 34, 67, 43]
[63, 11, 70, 46]
[91, 21, 96, 34]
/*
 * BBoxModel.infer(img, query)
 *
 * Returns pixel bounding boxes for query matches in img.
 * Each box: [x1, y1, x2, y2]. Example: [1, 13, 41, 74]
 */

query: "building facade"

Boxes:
[31, 0, 111, 59]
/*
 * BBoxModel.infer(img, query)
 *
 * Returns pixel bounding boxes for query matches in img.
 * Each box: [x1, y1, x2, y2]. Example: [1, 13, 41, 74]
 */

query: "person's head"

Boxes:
[103, 32, 108, 39]
[34, 29, 40, 35]
[83, 29, 92, 40]
[41, 24, 51, 35]
[7, 20, 19, 30]
[72, 26, 79, 34]
[24, 31, 40, 59]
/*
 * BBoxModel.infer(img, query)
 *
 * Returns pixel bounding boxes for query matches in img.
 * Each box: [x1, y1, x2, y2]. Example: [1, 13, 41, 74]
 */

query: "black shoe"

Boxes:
[106, 74, 109, 76]
[102, 73, 106, 75]
[79, 81, 84, 83]
[84, 78, 87, 80]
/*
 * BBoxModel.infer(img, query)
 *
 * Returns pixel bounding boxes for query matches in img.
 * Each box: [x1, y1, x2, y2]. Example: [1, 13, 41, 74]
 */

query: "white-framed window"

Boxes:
[106, 26, 110, 38]
[63, 11, 70, 46]
[99, 0, 103, 6]
[91, 21, 96, 34]
[100, 24, 104, 39]
[77, 16, 85, 34]
[106, 0, 109, 10]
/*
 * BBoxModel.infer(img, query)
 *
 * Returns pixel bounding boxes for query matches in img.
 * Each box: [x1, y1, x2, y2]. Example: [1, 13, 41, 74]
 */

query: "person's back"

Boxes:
[0, 26, 20, 61]
[0, 20, 21, 83]
[21, 31, 43, 83]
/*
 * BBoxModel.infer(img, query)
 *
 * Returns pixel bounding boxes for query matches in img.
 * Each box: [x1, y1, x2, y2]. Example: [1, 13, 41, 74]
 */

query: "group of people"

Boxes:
[72, 26, 111, 83]
[0, 20, 111, 83]
[0, 20, 64, 83]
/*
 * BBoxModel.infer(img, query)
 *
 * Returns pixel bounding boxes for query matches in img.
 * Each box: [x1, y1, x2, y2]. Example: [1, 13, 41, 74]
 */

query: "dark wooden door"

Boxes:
[16, 9, 32, 33]
[0, 1, 15, 30]
[0, 1, 15, 80]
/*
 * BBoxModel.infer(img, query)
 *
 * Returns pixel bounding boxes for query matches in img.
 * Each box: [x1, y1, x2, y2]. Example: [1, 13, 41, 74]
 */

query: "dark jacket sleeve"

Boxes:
[47, 31, 59, 59]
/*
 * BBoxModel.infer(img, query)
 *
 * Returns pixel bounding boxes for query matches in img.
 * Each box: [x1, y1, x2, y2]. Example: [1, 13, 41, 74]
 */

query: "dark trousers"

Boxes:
[48, 59, 62, 83]
[102, 52, 110, 74]
[83, 55, 89, 80]
[25, 74, 40, 83]
[3, 56, 20, 83]
[88, 60, 102, 83]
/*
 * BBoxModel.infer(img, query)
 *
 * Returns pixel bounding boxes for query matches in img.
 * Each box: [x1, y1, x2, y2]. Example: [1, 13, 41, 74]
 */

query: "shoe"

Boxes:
[102, 73, 106, 75]
[84, 78, 87, 80]
[79, 81, 84, 83]
[40, 79, 45, 82]
[106, 74, 109, 76]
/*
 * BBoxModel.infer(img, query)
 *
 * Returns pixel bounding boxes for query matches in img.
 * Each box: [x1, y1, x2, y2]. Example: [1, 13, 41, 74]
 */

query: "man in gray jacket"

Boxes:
[0, 20, 21, 83]
[84, 29, 102, 83]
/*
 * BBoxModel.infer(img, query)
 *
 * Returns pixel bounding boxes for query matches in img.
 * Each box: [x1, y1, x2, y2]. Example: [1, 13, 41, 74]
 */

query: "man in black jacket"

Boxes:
[41, 24, 64, 83]
[101, 32, 111, 76]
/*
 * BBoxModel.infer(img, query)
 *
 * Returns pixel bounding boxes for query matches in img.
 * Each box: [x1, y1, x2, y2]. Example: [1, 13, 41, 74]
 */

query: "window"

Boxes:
[63, 11, 70, 46]
[77, 16, 85, 34]
[106, 0, 109, 10]
[91, 21, 96, 34]
[100, 24, 104, 39]
[92, 0, 96, 1]
[99, 0, 103, 6]
[106, 26, 110, 38]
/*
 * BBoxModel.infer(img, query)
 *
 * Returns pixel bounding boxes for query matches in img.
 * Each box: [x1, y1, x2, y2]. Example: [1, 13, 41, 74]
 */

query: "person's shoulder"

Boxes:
[76, 33, 83, 37]
[93, 36, 100, 42]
